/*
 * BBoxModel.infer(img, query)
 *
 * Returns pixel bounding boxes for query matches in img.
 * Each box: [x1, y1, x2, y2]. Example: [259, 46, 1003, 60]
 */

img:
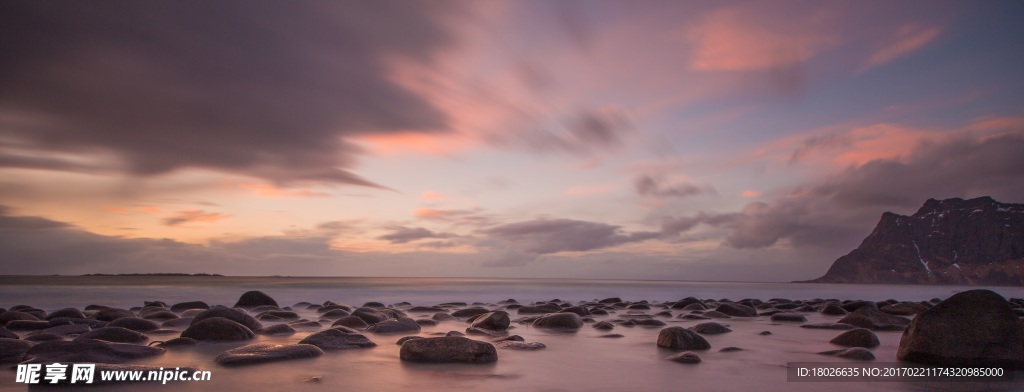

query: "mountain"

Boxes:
[802, 196, 1024, 285]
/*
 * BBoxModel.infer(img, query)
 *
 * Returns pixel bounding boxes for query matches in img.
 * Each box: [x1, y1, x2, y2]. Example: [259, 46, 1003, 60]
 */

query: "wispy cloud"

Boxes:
[863, 24, 941, 70]
[162, 210, 229, 226]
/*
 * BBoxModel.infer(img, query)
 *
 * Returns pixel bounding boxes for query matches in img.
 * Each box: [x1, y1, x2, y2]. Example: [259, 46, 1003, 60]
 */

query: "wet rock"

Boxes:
[25, 333, 64, 342]
[431, 312, 458, 322]
[657, 327, 711, 350]
[667, 351, 701, 364]
[637, 319, 667, 327]
[161, 317, 194, 329]
[819, 347, 875, 361]
[655, 311, 674, 317]
[0, 325, 18, 339]
[0, 338, 35, 363]
[351, 307, 389, 324]
[465, 327, 509, 338]
[299, 329, 376, 349]
[759, 331, 772, 335]
[517, 304, 561, 314]
[819, 304, 849, 316]
[1, 311, 40, 324]
[689, 322, 731, 335]
[108, 317, 160, 332]
[592, 321, 614, 330]
[715, 303, 756, 317]
[47, 317, 107, 328]
[366, 317, 421, 334]
[678, 314, 711, 320]
[446, 330, 466, 337]
[409, 306, 446, 313]
[838, 306, 910, 330]
[496, 341, 546, 350]
[627, 304, 651, 310]
[181, 317, 255, 341]
[155, 337, 198, 347]
[317, 309, 350, 320]
[94, 308, 135, 321]
[45, 308, 86, 320]
[170, 301, 210, 313]
[257, 324, 296, 335]
[770, 313, 807, 322]
[399, 337, 497, 364]
[397, 336, 424, 345]
[671, 298, 703, 309]
[681, 303, 708, 311]
[558, 306, 591, 316]
[289, 320, 324, 330]
[701, 311, 731, 319]
[191, 307, 262, 331]
[532, 313, 583, 330]
[5, 320, 51, 331]
[720, 347, 743, 352]
[451, 307, 491, 318]
[215, 343, 323, 366]
[470, 311, 511, 331]
[234, 291, 279, 308]
[80, 327, 149, 343]
[333, 316, 370, 329]
[23, 338, 164, 364]
[362, 301, 386, 308]
[881, 302, 929, 316]
[256, 311, 300, 321]
[800, 323, 857, 330]
[141, 310, 179, 321]
[416, 319, 438, 327]
[599, 334, 624, 338]
[898, 289, 1024, 369]
[494, 335, 524, 342]
[830, 328, 880, 348]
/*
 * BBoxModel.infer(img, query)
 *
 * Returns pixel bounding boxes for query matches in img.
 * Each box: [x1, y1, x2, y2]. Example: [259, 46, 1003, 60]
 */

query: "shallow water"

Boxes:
[1, 276, 1022, 392]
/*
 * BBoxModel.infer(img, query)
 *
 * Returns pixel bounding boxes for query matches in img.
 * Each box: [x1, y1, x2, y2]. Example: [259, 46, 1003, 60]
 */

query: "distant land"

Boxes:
[801, 196, 1024, 286]
[80, 273, 223, 277]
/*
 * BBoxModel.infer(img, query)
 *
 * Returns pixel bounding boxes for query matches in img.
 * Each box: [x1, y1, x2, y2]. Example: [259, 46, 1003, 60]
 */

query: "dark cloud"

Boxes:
[661, 132, 1024, 251]
[479, 218, 658, 265]
[788, 133, 854, 164]
[162, 210, 230, 226]
[377, 226, 454, 244]
[490, 109, 632, 155]
[634, 175, 714, 199]
[0, 1, 463, 186]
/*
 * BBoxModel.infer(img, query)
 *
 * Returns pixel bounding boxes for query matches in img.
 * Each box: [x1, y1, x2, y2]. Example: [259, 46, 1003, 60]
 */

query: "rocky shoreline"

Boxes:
[2, 289, 1023, 385]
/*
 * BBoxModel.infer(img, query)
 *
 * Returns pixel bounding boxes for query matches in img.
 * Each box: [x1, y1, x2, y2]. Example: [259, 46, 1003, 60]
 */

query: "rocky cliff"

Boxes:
[803, 197, 1024, 285]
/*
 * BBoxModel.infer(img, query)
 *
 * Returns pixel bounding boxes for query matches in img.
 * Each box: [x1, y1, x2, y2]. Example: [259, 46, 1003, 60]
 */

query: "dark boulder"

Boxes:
[23, 339, 164, 364]
[234, 291, 278, 308]
[667, 351, 701, 364]
[170, 301, 210, 313]
[351, 307, 389, 324]
[26, 333, 65, 343]
[396, 336, 424, 345]
[656, 327, 711, 350]
[5, 320, 51, 331]
[161, 317, 194, 329]
[399, 337, 497, 363]
[830, 328, 880, 348]
[215, 343, 323, 366]
[0, 325, 18, 339]
[592, 321, 614, 330]
[819, 304, 848, 316]
[156, 337, 198, 347]
[701, 311, 731, 319]
[108, 318, 160, 332]
[819, 347, 875, 361]
[1, 311, 40, 324]
[299, 329, 376, 349]
[451, 307, 491, 318]
[45, 308, 86, 320]
[257, 324, 296, 335]
[0, 338, 34, 363]
[333, 316, 370, 329]
[432, 312, 458, 322]
[366, 317, 421, 334]
[558, 306, 591, 316]
[320, 309, 351, 319]
[94, 308, 135, 322]
[897, 289, 1024, 369]
[517, 304, 561, 314]
[838, 306, 910, 330]
[80, 327, 148, 344]
[181, 317, 255, 341]
[689, 322, 731, 335]
[770, 312, 807, 322]
[191, 307, 262, 331]
[532, 313, 583, 330]
[715, 303, 756, 317]
[800, 323, 857, 330]
[470, 311, 510, 331]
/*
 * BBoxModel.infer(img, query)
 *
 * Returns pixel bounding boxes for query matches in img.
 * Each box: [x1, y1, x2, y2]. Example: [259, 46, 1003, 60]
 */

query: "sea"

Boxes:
[1, 276, 1022, 392]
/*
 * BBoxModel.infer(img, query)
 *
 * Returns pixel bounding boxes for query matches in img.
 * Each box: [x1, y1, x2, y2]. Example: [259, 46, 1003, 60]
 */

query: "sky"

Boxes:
[1, 0, 1023, 281]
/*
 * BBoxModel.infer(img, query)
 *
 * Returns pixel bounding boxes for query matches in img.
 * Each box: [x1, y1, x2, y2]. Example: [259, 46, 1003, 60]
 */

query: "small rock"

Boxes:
[170, 301, 210, 313]
[715, 303, 757, 317]
[800, 323, 857, 330]
[80, 327, 149, 344]
[667, 351, 701, 364]
[532, 313, 583, 330]
[451, 307, 491, 318]
[657, 327, 711, 350]
[107, 317, 160, 332]
[819, 347, 875, 361]
[399, 337, 497, 364]
[720, 347, 743, 352]
[830, 328, 880, 348]
[599, 334, 624, 338]
[191, 307, 262, 331]
[333, 316, 370, 329]
[257, 324, 296, 335]
[689, 322, 731, 335]
[366, 317, 421, 334]
[215, 343, 322, 366]
[299, 329, 376, 349]
[592, 321, 614, 330]
[495, 341, 546, 350]
[94, 308, 135, 322]
[770, 313, 807, 322]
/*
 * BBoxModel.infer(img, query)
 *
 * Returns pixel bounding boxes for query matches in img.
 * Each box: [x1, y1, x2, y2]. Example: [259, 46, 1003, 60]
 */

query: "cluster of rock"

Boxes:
[2, 288, 1022, 381]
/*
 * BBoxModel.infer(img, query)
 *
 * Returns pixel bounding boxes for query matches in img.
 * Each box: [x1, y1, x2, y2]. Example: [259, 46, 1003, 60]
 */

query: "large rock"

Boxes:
[22, 339, 164, 364]
[470, 311, 510, 331]
[333, 316, 370, 329]
[234, 291, 278, 308]
[770, 312, 807, 322]
[45, 308, 86, 320]
[715, 303, 756, 317]
[80, 327, 149, 344]
[1, 311, 40, 324]
[170, 301, 210, 313]
[108, 317, 160, 332]
[191, 307, 262, 331]
[181, 317, 255, 341]
[299, 329, 376, 349]
[365, 317, 421, 334]
[802, 197, 1024, 285]
[532, 313, 583, 330]
[215, 343, 323, 366]
[838, 306, 910, 330]
[656, 327, 711, 350]
[0, 338, 34, 363]
[399, 337, 497, 363]
[830, 328, 880, 348]
[0, 325, 19, 339]
[451, 307, 490, 318]
[517, 304, 561, 314]
[351, 307, 389, 324]
[897, 289, 1024, 369]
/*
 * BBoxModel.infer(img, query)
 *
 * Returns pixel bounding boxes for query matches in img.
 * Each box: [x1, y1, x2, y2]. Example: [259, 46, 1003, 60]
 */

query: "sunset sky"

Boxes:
[1, 1, 1023, 280]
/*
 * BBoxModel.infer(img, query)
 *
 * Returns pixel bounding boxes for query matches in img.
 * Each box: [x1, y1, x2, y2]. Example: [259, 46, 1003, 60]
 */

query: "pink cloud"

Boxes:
[240, 184, 330, 198]
[863, 24, 941, 70]
[162, 209, 229, 226]
[421, 191, 447, 201]
[741, 190, 761, 198]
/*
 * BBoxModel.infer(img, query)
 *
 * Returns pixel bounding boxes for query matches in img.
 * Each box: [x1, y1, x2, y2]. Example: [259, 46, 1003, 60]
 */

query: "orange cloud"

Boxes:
[240, 184, 330, 198]
[421, 191, 447, 201]
[162, 209, 229, 226]
[687, 6, 835, 71]
[863, 24, 940, 70]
